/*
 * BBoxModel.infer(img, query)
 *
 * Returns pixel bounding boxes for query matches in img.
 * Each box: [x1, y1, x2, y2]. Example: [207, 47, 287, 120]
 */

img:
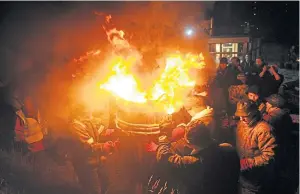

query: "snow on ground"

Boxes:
[278, 68, 299, 83]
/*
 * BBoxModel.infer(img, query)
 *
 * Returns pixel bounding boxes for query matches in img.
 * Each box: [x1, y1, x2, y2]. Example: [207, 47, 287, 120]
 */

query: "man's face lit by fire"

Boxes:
[256, 58, 263, 67]
[248, 92, 259, 102]
[219, 63, 227, 70]
[265, 102, 273, 113]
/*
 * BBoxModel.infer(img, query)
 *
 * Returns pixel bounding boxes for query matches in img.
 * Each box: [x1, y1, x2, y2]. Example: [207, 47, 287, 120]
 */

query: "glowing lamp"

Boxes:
[185, 28, 194, 37]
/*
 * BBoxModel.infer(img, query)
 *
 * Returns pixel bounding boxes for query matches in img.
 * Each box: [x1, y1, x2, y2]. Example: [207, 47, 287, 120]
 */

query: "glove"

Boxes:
[102, 141, 115, 153]
[145, 141, 158, 152]
[240, 158, 253, 171]
[158, 135, 169, 144]
[105, 128, 115, 136]
[171, 126, 185, 142]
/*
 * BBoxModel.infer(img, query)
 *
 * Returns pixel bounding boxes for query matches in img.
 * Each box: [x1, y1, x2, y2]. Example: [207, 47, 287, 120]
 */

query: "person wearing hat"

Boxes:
[263, 94, 297, 194]
[156, 121, 240, 194]
[246, 85, 266, 114]
[212, 57, 237, 113]
[235, 100, 277, 194]
[228, 73, 249, 105]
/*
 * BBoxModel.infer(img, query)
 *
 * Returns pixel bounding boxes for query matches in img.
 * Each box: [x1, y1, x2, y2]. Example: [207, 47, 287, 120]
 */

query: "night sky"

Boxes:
[0, 1, 299, 87]
[213, 1, 299, 46]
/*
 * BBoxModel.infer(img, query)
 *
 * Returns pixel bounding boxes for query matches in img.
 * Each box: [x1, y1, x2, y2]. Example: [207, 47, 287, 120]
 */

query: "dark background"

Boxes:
[213, 1, 299, 46]
[0, 1, 298, 88]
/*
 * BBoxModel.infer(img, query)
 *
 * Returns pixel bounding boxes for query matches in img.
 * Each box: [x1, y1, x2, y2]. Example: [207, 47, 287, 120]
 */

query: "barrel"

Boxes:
[105, 99, 171, 194]
[115, 99, 170, 135]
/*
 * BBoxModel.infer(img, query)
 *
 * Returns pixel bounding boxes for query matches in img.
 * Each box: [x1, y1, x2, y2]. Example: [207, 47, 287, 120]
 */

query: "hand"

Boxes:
[237, 65, 243, 72]
[268, 66, 275, 73]
[262, 65, 268, 72]
[145, 141, 158, 152]
[105, 128, 115, 136]
[102, 141, 115, 153]
[158, 135, 169, 144]
[171, 126, 185, 142]
[240, 158, 253, 171]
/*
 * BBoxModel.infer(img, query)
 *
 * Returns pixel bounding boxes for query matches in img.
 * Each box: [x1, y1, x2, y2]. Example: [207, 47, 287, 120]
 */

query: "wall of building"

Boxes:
[261, 42, 289, 65]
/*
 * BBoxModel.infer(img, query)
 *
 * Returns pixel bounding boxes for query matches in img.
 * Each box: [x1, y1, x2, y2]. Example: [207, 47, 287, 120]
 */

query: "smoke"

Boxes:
[0, 2, 216, 121]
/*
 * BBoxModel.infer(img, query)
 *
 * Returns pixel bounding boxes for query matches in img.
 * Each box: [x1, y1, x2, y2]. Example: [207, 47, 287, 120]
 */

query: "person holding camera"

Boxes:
[258, 64, 284, 99]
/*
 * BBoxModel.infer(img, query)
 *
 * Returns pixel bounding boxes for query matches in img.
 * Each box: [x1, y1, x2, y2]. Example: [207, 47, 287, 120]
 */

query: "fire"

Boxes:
[77, 15, 206, 114]
[100, 57, 147, 103]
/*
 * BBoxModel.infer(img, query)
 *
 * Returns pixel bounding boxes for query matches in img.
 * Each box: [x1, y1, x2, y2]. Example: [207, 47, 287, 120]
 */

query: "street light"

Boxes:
[185, 28, 194, 37]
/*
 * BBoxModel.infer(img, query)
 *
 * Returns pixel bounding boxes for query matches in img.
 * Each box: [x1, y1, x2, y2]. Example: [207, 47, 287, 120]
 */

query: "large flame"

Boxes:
[77, 15, 206, 114]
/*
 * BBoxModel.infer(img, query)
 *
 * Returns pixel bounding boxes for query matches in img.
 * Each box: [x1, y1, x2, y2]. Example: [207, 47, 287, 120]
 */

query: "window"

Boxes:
[209, 42, 245, 65]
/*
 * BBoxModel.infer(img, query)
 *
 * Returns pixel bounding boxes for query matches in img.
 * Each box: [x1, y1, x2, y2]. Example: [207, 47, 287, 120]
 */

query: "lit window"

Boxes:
[254, 13, 256, 16]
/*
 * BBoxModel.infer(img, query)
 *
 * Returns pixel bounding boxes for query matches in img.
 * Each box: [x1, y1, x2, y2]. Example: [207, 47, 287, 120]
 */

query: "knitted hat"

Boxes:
[246, 85, 260, 95]
[220, 57, 228, 64]
[235, 100, 259, 117]
[265, 94, 286, 108]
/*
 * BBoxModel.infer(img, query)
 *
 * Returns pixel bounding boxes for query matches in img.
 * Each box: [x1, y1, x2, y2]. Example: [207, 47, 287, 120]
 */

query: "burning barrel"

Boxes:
[106, 99, 171, 194]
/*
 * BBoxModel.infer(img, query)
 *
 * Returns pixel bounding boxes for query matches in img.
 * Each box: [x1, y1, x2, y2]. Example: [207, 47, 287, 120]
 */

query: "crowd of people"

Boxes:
[0, 54, 299, 194]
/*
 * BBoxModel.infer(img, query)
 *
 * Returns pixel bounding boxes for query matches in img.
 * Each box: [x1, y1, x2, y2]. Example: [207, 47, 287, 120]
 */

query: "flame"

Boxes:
[77, 15, 206, 114]
[100, 56, 147, 103]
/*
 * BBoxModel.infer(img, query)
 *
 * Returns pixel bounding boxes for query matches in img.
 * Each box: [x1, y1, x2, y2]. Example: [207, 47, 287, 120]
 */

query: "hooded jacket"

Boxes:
[157, 141, 239, 194]
[171, 107, 215, 155]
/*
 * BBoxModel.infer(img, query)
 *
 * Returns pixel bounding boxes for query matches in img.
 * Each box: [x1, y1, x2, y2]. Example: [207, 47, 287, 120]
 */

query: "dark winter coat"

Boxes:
[263, 108, 293, 166]
[156, 142, 240, 194]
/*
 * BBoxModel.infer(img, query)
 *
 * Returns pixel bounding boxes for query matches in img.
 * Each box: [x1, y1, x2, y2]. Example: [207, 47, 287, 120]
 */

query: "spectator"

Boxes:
[212, 57, 237, 113]
[246, 85, 266, 114]
[156, 121, 240, 194]
[235, 100, 277, 194]
[258, 64, 284, 98]
[263, 94, 298, 194]
[230, 57, 244, 75]
[247, 56, 266, 85]
[242, 54, 254, 75]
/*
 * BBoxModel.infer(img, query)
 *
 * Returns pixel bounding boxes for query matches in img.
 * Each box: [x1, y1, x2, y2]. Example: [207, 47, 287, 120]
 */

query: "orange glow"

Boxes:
[77, 15, 206, 114]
